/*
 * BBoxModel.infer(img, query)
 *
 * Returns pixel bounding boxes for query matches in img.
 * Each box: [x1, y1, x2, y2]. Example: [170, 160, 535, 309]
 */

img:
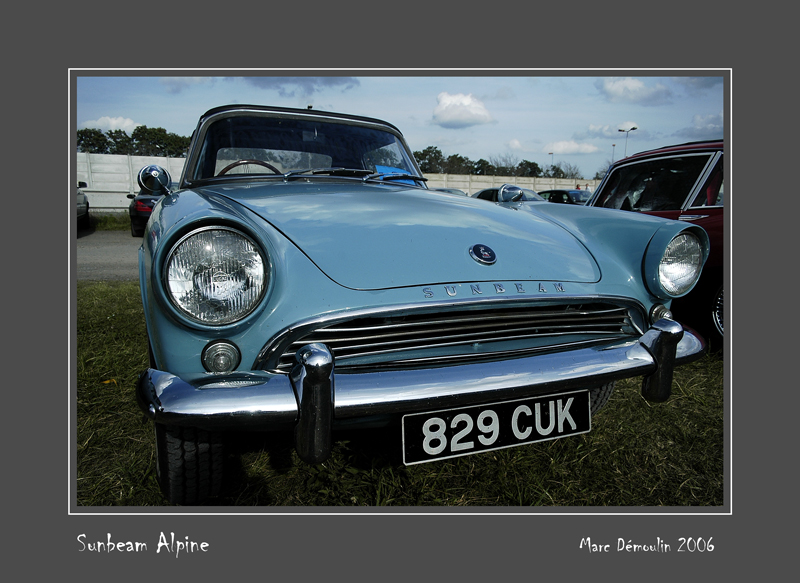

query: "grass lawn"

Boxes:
[76, 280, 725, 507]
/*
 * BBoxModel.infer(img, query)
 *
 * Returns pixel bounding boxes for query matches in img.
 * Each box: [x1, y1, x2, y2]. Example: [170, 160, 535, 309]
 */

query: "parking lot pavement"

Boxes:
[75, 229, 142, 281]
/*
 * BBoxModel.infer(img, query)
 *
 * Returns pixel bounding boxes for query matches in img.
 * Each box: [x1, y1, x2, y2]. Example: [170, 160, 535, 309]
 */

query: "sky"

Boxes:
[75, 72, 725, 179]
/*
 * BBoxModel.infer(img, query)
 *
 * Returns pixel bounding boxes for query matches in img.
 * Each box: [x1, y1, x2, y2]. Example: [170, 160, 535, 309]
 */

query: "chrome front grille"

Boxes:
[263, 302, 640, 373]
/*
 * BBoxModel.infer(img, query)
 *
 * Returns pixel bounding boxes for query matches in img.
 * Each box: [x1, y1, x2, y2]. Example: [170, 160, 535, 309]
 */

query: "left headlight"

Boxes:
[164, 226, 268, 325]
[646, 230, 706, 299]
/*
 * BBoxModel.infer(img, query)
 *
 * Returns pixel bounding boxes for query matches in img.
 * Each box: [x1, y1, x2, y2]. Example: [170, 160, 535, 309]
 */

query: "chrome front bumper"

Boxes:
[137, 319, 705, 463]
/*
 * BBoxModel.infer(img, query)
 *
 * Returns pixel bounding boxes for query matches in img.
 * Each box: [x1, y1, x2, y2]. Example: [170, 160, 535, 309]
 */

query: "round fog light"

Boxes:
[202, 341, 241, 373]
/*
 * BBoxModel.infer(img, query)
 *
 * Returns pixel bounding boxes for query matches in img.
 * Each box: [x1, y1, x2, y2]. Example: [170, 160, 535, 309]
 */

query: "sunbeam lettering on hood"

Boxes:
[198, 182, 601, 290]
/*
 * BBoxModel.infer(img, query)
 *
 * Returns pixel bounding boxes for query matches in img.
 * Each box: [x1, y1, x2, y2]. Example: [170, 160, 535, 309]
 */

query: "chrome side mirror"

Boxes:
[498, 184, 524, 203]
[137, 165, 172, 194]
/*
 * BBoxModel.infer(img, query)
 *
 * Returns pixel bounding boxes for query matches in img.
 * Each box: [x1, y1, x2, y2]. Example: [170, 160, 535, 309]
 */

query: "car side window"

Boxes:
[478, 189, 497, 201]
[690, 157, 723, 208]
[597, 154, 713, 212]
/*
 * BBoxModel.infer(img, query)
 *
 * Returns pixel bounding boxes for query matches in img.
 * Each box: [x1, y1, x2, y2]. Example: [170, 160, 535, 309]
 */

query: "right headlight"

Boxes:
[164, 226, 268, 325]
[658, 232, 704, 296]
[645, 229, 707, 299]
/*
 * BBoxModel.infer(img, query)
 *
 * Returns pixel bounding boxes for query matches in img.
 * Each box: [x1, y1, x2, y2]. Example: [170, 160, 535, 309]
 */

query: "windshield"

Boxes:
[189, 113, 421, 182]
[572, 190, 592, 203]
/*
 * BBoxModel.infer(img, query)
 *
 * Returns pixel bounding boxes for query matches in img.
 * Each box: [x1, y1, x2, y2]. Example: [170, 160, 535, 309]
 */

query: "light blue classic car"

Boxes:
[135, 104, 709, 504]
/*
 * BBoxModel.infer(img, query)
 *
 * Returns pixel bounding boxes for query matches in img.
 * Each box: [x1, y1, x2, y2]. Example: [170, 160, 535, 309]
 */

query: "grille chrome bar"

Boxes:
[267, 303, 638, 373]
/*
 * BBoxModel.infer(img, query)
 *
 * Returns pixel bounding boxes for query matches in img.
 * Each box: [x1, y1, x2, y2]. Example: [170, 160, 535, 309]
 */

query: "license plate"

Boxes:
[402, 389, 591, 465]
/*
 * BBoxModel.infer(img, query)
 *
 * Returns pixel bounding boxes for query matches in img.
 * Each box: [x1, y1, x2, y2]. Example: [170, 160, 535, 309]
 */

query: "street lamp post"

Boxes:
[618, 127, 637, 157]
[611, 143, 616, 163]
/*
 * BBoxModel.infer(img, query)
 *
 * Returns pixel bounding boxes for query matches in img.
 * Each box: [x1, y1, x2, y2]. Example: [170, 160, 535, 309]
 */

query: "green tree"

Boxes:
[545, 161, 583, 180]
[545, 163, 567, 179]
[106, 129, 134, 155]
[131, 126, 190, 157]
[594, 159, 613, 180]
[78, 126, 190, 157]
[413, 146, 445, 173]
[163, 132, 191, 157]
[444, 153, 474, 174]
[472, 159, 496, 175]
[559, 162, 583, 180]
[516, 159, 543, 177]
[489, 153, 519, 176]
[77, 128, 110, 153]
[132, 126, 170, 156]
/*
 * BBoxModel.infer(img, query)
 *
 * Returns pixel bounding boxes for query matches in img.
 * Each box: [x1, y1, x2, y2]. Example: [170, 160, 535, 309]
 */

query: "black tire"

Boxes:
[589, 382, 615, 414]
[155, 424, 224, 505]
[711, 285, 723, 337]
[131, 221, 144, 237]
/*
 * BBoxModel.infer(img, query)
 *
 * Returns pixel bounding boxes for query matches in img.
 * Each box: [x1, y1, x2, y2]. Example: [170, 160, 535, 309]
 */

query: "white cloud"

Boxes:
[240, 77, 360, 97]
[585, 124, 638, 139]
[586, 124, 613, 137]
[543, 140, 599, 155]
[159, 77, 215, 94]
[673, 76, 724, 94]
[507, 139, 524, 150]
[595, 77, 672, 105]
[431, 92, 494, 129]
[80, 116, 141, 134]
[673, 111, 724, 140]
[691, 112, 723, 132]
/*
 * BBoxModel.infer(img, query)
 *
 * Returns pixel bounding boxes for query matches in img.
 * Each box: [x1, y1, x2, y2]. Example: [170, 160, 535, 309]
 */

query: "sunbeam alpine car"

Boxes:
[135, 104, 709, 504]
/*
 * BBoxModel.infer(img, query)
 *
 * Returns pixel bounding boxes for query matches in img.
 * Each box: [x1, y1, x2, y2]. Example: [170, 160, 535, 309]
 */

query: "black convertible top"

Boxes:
[197, 104, 403, 135]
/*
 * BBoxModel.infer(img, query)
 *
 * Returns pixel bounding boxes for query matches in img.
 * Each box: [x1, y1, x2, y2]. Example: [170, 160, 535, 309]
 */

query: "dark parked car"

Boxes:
[127, 165, 172, 237]
[471, 187, 543, 202]
[587, 140, 723, 346]
[432, 187, 467, 196]
[538, 189, 591, 205]
[134, 105, 709, 504]
[76, 181, 90, 229]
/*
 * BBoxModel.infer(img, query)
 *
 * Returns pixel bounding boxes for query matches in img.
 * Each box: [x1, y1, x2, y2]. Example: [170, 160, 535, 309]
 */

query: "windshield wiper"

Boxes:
[362, 172, 427, 183]
[283, 167, 374, 180]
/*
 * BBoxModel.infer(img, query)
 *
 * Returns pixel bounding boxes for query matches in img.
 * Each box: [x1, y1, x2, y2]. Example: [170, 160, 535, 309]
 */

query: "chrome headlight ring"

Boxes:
[644, 227, 708, 300]
[163, 225, 269, 326]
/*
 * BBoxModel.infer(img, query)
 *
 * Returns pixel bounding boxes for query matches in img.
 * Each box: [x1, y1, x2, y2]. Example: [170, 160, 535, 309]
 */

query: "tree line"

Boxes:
[76, 126, 191, 158]
[76, 130, 596, 179]
[412, 146, 587, 179]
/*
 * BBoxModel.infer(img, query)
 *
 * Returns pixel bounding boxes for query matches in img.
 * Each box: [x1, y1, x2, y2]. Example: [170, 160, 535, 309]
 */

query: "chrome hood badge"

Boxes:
[469, 244, 497, 265]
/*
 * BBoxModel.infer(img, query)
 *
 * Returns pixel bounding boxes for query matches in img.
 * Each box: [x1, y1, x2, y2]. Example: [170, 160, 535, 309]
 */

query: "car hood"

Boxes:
[195, 181, 601, 291]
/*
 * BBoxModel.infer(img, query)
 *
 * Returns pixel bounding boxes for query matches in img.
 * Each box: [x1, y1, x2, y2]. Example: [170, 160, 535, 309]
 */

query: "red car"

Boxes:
[588, 140, 724, 347]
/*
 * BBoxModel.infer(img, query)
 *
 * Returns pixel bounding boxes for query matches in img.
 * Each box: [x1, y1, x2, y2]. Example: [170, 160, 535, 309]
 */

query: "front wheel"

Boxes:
[589, 382, 615, 414]
[711, 285, 723, 337]
[155, 424, 224, 505]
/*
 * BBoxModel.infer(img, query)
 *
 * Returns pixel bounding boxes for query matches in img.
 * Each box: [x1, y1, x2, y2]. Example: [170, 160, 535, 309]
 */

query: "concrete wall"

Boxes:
[76, 153, 600, 212]
[425, 174, 599, 196]
[77, 153, 188, 212]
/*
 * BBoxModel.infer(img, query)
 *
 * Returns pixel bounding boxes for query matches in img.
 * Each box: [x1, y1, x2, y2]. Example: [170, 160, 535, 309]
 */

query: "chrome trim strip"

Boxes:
[136, 325, 705, 431]
[253, 295, 647, 372]
[283, 330, 632, 363]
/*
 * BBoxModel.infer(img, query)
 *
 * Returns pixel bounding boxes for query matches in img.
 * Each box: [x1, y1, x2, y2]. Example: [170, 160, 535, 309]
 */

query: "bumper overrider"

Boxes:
[136, 319, 705, 464]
